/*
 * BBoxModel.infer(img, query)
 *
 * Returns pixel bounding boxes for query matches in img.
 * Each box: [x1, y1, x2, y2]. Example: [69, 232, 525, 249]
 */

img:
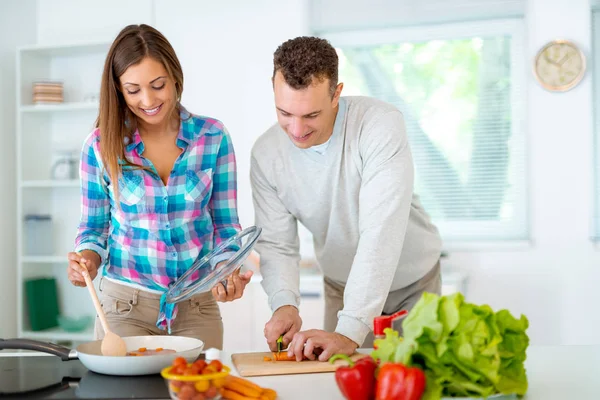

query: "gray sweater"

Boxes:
[250, 96, 442, 345]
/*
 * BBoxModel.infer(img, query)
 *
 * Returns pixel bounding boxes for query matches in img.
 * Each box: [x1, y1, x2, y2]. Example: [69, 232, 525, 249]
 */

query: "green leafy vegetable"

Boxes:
[372, 292, 529, 399]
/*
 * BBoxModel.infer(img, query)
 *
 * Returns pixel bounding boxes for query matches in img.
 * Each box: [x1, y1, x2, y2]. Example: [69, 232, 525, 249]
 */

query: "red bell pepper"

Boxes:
[330, 354, 377, 400]
[375, 362, 426, 400]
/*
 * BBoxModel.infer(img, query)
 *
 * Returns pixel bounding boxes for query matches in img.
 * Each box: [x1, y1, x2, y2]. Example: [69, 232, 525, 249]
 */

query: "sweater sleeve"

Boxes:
[335, 110, 415, 346]
[250, 151, 301, 312]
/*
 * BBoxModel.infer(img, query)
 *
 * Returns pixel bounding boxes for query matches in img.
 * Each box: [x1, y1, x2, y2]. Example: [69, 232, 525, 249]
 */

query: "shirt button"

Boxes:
[171, 252, 177, 258]
[163, 196, 168, 202]
[165, 223, 170, 228]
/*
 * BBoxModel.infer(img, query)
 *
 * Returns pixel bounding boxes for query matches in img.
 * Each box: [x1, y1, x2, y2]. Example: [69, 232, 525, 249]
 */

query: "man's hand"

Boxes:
[211, 268, 253, 302]
[287, 330, 358, 362]
[264, 305, 302, 351]
[67, 250, 100, 287]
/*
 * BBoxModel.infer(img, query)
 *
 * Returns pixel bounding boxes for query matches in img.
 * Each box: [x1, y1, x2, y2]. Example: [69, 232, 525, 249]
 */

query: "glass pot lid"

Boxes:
[165, 226, 262, 304]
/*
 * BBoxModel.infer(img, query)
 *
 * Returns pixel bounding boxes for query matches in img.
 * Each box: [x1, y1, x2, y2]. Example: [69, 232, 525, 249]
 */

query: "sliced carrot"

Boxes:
[263, 356, 272, 362]
[271, 352, 301, 361]
[156, 347, 163, 351]
[138, 347, 147, 352]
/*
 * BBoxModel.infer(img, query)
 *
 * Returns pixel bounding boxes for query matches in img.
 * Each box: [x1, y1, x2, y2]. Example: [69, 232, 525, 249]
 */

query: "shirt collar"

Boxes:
[124, 106, 193, 154]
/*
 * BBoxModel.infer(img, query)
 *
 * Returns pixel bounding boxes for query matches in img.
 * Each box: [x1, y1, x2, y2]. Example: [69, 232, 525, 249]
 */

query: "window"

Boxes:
[323, 19, 527, 244]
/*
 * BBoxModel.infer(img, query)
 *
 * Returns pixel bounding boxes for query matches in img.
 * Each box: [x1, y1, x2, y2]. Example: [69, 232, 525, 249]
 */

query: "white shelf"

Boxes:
[21, 256, 66, 264]
[20, 102, 98, 113]
[18, 41, 110, 57]
[21, 327, 94, 342]
[16, 41, 103, 341]
[21, 180, 79, 188]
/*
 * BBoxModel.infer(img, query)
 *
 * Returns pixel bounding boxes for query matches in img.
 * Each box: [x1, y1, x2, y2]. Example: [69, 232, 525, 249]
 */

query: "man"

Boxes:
[250, 36, 442, 362]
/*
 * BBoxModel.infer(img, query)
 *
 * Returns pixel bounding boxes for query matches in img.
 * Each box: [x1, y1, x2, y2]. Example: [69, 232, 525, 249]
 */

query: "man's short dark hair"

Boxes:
[273, 36, 339, 96]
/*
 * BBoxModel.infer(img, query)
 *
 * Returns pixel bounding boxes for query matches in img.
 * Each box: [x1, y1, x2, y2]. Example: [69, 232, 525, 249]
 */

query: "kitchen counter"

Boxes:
[1, 345, 598, 399]
[232, 345, 599, 399]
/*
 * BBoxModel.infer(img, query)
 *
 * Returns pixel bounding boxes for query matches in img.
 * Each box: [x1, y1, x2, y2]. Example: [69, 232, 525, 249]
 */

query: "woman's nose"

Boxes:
[140, 90, 155, 108]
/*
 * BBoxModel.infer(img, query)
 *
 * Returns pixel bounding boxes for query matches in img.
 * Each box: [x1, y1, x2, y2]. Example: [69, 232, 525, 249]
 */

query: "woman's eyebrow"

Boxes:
[123, 76, 167, 86]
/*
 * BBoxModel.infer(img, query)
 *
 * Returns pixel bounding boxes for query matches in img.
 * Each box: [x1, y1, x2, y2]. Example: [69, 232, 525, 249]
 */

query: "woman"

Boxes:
[66, 24, 252, 349]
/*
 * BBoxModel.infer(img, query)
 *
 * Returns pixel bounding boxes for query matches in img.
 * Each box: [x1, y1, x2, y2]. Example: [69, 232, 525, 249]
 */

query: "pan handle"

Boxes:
[0, 338, 77, 361]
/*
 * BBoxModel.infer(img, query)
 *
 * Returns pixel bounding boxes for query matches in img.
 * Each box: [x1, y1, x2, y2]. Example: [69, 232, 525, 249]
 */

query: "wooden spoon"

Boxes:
[81, 269, 127, 357]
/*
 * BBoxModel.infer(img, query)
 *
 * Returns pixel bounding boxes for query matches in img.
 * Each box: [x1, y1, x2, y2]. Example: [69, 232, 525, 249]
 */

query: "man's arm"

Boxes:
[336, 110, 415, 346]
[250, 152, 301, 312]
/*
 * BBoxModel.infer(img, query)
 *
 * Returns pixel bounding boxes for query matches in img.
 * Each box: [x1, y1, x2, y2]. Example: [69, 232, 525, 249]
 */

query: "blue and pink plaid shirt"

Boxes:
[75, 108, 241, 332]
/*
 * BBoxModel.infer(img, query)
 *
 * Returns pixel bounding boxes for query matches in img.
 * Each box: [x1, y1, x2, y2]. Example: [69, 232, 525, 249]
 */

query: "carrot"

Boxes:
[220, 388, 257, 400]
[271, 352, 302, 361]
[226, 376, 263, 393]
[138, 347, 147, 352]
[223, 380, 262, 398]
[261, 388, 278, 400]
[263, 356, 272, 362]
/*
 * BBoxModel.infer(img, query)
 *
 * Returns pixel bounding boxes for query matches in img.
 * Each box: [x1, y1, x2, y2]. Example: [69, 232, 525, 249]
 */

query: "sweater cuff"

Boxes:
[335, 315, 372, 347]
[270, 290, 299, 313]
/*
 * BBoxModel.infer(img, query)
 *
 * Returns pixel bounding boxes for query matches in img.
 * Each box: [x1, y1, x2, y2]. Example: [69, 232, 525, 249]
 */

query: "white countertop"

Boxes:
[1, 345, 596, 399]
[223, 345, 599, 399]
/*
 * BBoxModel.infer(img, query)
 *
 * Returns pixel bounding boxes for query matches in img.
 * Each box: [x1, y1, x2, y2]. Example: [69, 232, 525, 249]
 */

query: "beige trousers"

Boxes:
[94, 278, 224, 350]
[323, 261, 441, 347]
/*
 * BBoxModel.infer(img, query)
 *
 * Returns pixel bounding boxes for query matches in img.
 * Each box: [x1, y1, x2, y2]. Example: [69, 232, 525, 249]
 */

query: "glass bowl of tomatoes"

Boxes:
[161, 356, 230, 400]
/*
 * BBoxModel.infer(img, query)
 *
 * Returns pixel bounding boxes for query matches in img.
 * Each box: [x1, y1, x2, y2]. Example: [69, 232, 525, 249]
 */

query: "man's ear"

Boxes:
[332, 82, 344, 106]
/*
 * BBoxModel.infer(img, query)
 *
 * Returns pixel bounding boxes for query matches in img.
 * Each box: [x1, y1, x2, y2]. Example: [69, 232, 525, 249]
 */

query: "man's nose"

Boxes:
[290, 117, 304, 136]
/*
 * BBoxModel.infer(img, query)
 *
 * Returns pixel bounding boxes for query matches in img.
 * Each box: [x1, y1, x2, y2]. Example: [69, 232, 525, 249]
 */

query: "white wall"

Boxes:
[0, 0, 37, 339]
[449, 0, 597, 346]
[36, 0, 155, 44]
[5, 0, 598, 347]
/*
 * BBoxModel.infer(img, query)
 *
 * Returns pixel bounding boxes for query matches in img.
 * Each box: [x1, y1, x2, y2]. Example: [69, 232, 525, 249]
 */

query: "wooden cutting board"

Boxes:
[230, 351, 369, 377]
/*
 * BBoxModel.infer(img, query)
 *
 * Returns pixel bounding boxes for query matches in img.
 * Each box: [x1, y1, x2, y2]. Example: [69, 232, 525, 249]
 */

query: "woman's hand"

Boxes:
[211, 268, 253, 302]
[67, 250, 100, 287]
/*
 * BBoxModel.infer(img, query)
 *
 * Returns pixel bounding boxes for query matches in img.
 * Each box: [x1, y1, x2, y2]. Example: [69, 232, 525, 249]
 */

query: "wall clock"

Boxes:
[533, 39, 586, 92]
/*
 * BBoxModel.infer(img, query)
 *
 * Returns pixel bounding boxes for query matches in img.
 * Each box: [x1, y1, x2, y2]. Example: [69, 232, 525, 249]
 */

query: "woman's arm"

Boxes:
[74, 131, 111, 264]
[210, 128, 242, 247]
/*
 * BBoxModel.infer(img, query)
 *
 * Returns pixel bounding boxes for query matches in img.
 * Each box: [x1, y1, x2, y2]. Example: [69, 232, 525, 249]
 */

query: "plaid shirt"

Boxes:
[75, 109, 241, 331]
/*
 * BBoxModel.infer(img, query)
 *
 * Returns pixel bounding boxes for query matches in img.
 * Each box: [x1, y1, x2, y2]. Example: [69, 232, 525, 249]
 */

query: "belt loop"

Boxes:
[99, 277, 104, 292]
[131, 290, 139, 305]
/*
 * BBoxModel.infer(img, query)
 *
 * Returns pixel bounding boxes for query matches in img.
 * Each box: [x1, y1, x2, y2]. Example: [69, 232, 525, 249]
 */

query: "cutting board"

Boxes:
[231, 351, 369, 377]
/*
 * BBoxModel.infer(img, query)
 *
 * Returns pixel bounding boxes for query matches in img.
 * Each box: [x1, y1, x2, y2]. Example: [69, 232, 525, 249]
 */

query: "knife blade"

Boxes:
[276, 335, 283, 355]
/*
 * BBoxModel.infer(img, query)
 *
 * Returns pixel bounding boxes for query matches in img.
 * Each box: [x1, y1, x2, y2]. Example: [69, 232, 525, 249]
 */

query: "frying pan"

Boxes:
[0, 335, 203, 376]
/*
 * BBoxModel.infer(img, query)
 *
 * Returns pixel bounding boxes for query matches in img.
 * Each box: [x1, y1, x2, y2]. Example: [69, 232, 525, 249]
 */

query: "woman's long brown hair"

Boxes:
[96, 24, 184, 201]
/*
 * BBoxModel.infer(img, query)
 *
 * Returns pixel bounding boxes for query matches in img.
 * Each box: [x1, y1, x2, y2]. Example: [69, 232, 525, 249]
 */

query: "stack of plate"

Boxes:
[32, 81, 64, 104]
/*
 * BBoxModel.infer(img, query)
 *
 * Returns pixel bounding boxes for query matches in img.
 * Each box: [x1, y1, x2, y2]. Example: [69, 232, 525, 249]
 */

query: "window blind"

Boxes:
[322, 19, 527, 244]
